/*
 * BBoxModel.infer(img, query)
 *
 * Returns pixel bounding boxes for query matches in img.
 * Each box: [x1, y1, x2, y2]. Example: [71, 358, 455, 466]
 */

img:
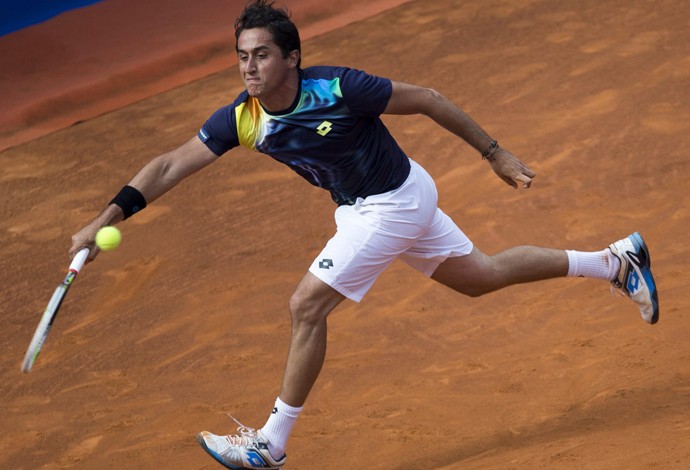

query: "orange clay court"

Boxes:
[1, 0, 690, 468]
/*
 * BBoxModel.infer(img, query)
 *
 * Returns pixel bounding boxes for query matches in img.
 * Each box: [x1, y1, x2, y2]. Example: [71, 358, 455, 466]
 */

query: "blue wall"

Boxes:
[1, 0, 104, 36]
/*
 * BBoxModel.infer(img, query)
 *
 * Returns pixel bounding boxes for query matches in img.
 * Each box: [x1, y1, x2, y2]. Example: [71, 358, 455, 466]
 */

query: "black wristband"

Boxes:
[481, 140, 499, 160]
[110, 185, 147, 219]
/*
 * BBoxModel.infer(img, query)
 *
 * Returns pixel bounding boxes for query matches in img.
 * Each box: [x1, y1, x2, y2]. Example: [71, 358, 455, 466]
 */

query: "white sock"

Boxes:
[566, 249, 619, 281]
[260, 397, 302, 459]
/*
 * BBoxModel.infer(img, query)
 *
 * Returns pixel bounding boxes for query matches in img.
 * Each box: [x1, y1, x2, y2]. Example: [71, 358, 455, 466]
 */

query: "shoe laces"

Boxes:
[224, 413, 258, 447]
[610, 284, 627, 299]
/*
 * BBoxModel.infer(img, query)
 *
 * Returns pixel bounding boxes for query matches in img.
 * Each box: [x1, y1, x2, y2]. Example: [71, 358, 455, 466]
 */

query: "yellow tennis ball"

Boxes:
[95, 226, 122, 251]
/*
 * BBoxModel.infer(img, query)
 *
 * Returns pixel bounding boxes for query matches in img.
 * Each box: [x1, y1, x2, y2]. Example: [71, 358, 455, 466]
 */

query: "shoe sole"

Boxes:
[630, 232, 659, 324]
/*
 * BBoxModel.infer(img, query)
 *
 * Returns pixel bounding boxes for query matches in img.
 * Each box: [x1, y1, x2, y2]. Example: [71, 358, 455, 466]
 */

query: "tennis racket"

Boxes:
[21, 247, 90, 373]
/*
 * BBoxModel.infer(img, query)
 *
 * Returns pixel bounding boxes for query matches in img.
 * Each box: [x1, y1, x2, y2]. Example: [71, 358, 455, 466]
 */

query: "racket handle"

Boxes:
[69, 248, 90, 273]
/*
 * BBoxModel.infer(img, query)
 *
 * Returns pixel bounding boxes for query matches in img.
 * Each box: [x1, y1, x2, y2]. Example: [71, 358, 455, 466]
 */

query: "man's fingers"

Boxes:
[86, 246, 100, 263]
[503, 176, 518, 188]
[489, 150, 535, 189]
[513, 172, 533, 189]
[69, 242, 97, 262]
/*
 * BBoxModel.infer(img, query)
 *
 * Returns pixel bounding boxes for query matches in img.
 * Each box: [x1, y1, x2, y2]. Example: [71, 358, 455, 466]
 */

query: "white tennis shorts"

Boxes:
[309, 159, 473, 301]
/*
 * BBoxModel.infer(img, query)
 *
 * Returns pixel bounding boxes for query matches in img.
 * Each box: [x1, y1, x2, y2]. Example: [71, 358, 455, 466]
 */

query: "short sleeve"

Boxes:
[198, 105, 239, 156]
[338, 68, 392, 117]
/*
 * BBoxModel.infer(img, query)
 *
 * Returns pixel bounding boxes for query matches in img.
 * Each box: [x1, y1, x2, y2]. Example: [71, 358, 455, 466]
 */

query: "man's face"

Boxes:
[237, 28, 297, 99]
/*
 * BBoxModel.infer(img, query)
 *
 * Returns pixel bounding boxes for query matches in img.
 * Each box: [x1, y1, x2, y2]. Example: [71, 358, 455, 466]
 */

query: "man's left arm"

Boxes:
[384, 81, 535, 189]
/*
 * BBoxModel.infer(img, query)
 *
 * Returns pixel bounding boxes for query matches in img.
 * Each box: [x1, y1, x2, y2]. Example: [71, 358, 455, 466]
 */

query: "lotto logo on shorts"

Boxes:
[318, 258, 334, 269]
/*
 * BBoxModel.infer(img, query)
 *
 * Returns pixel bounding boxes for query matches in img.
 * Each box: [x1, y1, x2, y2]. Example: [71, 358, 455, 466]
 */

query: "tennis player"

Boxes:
[69, 1, 659, 468]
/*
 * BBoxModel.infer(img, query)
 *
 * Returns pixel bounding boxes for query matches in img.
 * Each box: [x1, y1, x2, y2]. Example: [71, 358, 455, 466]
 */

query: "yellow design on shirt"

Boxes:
[234, 97, 265, 150]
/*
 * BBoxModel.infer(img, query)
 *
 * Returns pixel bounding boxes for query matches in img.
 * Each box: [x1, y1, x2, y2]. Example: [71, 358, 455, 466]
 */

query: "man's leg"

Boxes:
[197, 272, 345, 469]
[258, 272, 345, 459]
[431, 245, 570, 297]
[429, 234, 658, 324]
[281, 271, 346, 406]
[261, 272, 345, 456]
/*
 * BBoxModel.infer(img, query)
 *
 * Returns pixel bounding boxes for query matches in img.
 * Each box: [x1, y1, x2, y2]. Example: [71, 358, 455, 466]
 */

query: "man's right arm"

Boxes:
[69, 136, 219, 260]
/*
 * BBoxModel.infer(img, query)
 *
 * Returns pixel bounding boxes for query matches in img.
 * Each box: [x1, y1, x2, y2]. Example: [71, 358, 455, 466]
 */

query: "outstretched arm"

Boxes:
[69, 136, 219, 260]
[384, 81, 535, 189]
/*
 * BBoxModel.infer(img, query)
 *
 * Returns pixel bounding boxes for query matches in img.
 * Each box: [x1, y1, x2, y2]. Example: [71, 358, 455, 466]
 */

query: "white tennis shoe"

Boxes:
[609, 232, 659, 324]
[197, 416, 286, 469]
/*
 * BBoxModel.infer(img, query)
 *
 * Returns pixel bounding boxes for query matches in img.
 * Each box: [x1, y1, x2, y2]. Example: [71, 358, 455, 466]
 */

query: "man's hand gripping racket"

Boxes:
[21, 247, 90, 373]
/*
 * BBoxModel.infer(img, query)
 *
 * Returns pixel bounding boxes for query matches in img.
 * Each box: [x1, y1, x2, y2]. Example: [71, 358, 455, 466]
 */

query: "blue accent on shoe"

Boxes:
[630, 232, 659, 324]
[245, 450, 267, 468]
[627, 270, 641, 293]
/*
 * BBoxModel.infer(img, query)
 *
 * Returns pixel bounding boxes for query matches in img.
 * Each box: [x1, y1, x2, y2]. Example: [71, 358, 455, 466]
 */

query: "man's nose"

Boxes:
[245, 56, 257, 71]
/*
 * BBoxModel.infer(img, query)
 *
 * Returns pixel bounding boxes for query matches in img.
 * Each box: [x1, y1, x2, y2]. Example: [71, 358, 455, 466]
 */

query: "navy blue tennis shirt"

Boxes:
[198, 66, 411, 205]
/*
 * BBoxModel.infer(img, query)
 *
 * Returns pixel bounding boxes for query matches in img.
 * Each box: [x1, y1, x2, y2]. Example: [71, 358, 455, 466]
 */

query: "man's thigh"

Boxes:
[399, 207, 474, 276]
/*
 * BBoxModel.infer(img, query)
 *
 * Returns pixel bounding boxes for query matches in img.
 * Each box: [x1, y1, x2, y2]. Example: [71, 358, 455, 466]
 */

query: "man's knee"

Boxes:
[289, 273, 345, 326]
[431, 248, 501, 297]
[456, 284, 495, 298]
[289, 290, 324, 326]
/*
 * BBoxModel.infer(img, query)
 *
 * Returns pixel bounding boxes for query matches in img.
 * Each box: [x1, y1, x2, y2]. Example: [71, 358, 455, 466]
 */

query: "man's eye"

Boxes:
[239, 55, 248, 61]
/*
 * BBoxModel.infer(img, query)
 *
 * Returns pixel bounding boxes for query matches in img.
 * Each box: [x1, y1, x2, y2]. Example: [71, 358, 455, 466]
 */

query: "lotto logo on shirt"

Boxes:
[316, 121, 333, 136]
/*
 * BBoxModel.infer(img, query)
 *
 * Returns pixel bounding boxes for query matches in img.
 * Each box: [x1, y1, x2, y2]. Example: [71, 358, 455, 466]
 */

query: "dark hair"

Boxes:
[235, 0, 301, 68]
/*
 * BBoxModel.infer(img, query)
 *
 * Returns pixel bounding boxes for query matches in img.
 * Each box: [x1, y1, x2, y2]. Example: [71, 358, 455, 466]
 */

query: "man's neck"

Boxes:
[259, 69, 300, 113]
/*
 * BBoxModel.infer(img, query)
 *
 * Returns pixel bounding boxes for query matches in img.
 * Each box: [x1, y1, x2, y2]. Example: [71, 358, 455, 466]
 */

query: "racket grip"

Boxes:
[69, 248, 90, 273]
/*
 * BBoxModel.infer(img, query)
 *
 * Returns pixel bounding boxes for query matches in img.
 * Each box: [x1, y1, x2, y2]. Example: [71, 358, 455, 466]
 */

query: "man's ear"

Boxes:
[288, 50, 300, 67]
